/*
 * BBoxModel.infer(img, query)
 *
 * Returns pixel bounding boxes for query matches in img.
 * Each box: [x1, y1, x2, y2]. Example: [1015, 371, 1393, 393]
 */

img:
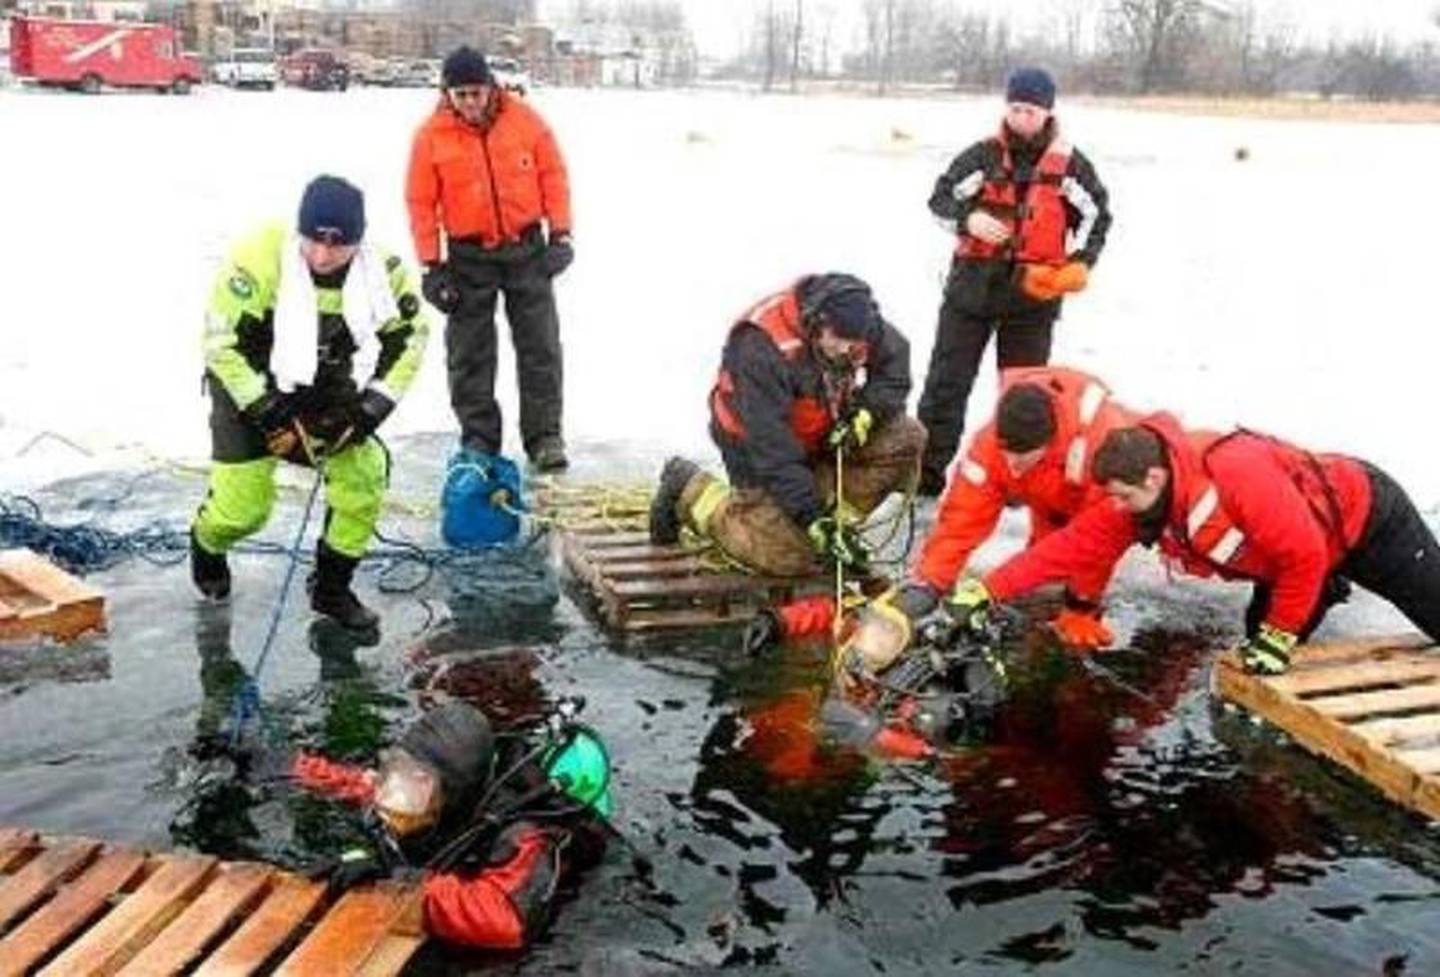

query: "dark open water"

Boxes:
[2, 435, 1438, 976]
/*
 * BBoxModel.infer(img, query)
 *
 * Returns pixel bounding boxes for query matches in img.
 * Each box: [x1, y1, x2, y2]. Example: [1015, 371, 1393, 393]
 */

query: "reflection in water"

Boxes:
[677, 622, 1413, 966]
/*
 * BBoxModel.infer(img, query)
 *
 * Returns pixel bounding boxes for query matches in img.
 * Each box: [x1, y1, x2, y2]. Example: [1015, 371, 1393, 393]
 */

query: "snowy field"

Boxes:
[2, 82, 1435, 637]
[3, 83, 1440, 975]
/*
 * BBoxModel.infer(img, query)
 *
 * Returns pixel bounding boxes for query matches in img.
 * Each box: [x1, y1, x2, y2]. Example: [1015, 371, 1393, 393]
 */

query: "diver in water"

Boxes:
[295, 699, 611, 950]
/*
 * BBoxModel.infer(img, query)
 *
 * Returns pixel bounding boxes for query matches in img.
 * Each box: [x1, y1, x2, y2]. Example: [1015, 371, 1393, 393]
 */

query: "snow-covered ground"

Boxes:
[1, 83, 1435, 635]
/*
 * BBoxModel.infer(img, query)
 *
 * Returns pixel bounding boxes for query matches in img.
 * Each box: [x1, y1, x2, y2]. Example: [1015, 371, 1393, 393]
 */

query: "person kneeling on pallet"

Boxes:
[295, 700, 611, 950]
[189, 175, 429, 632]
[648, 273, 926, 577]
[935, 415, 1440, 676]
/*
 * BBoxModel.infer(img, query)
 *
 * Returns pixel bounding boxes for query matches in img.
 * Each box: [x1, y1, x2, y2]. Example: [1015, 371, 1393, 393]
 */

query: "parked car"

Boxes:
[346, 50, 389, 86]
[489, 56, 530, 95]
[389, 57, 440, 88]
[280, 48, 347, 91]
[8, 15, 202, 94]
[213, 47, 277, 90]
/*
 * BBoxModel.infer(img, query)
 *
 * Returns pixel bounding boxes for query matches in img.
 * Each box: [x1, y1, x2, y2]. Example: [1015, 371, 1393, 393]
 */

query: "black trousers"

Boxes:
[917, 261, 1057, 482]
[1245, 463, 1440, 643]
[445, 233, 564, 457]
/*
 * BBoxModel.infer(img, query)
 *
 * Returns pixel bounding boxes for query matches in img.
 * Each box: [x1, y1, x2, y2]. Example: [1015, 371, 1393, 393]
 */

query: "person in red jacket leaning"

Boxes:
[942, 413, 1440, 674]
[834, 367, 1132, 678]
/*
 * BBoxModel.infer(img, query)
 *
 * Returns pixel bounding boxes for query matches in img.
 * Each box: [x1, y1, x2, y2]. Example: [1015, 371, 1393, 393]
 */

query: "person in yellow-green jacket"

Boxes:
[191, 175, 429, 633]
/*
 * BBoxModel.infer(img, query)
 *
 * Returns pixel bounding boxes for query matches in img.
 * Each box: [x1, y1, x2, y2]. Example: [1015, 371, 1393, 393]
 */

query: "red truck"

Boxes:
[8, 15, 202, 94]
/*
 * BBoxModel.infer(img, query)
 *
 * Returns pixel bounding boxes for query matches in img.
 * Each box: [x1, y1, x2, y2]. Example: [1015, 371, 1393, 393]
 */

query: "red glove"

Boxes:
[1020, 261, 1089, 302]
[1051, 600, 1113, 651]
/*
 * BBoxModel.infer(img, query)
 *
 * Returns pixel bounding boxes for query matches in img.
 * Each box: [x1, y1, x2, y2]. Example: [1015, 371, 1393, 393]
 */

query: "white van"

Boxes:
[214, 48, 278, 90]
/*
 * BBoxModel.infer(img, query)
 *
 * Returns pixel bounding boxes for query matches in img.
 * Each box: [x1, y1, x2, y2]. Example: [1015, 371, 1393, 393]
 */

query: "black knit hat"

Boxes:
[400, 702, 495, 805]
[297, 175, 365, 246]
[1005, 67, 1056, 109]
[443, 45, 492, 88]
[801, 273, 881, 342]
[997, 383, 1057, 452]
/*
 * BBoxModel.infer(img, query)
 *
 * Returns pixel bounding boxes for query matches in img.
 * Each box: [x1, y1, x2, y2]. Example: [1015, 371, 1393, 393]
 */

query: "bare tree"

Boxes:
[790, 0, 803, 92]
[1104, 0, 1207, 92]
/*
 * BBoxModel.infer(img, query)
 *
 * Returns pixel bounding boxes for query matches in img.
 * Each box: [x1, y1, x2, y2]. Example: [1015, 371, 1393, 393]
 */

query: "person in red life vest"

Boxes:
[917, 67, 1112, 498]
[406, 46, 573, 472]
[648, 273, 927, 577]
[944, 415, 1440, 675]
[298, 701, 610, 950]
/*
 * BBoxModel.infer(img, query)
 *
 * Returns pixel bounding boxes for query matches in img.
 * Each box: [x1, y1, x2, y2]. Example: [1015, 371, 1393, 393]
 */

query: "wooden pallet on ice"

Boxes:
[537, 487, 823, 631]
[0, 829, 425, 976]
[0, 549, 105, 643]
[1214, 633, 1440, 820]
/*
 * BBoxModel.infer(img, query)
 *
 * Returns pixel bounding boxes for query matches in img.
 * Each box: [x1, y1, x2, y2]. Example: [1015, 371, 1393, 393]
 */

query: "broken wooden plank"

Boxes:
[192, 875, 327, 977]
[115, 862, 272, 977]
[0, 838, 102, 931]
[0, 848, 148, 977]
[1393, 746, 1440, 775]
[39, 854, 217, 976]
[272, 885, 410, 976]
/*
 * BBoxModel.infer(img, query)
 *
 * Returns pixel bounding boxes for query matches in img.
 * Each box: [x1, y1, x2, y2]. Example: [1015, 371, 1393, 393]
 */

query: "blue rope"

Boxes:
[228, 471, 324, 749]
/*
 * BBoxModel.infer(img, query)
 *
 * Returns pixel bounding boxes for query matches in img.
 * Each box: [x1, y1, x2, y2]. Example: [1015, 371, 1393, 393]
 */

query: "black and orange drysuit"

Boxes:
[919, 119, 1111, 492]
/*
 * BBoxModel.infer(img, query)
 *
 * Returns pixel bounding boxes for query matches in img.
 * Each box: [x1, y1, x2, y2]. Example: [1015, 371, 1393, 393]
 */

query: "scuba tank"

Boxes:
[541, 698, 614, 818]
[440, 448, 526, 548]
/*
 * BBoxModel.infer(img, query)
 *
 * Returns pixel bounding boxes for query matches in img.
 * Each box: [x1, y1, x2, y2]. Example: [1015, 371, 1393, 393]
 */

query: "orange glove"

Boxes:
[1051, 602, 1113, 650]
[1020, 261, 1089, 302]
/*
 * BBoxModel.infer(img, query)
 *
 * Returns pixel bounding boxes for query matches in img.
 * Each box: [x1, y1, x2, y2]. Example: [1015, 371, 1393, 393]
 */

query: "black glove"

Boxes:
[543, 232, 574, 277]
[422, 263, 462, 314]
[243, 389, 307, 460]
[309, 846, 387, 892]
[304, 389, 393, 455]
[741, 608, 782, 655]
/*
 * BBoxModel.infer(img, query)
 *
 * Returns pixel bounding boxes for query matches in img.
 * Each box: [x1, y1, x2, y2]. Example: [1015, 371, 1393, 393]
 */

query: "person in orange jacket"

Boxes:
[918, 67, 1111, 497]
[406, 46, 573, 471]
[946, 414, 1440, 675]
[832, 367, 1133, 678]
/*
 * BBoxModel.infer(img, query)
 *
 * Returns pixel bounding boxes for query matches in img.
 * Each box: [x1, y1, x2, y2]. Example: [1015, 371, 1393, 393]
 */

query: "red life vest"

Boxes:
[958, 129, 1072, 264]
[710, 286, 860, 454]
[1159, 427, 1353, 582]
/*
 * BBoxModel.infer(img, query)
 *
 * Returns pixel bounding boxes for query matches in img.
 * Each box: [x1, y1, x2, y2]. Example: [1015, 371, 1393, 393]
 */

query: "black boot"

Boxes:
[649, 456, 701, 545]
[309, 543, 379, 634]
[190, 530, 231, 600]
[529, 436, 569, 472]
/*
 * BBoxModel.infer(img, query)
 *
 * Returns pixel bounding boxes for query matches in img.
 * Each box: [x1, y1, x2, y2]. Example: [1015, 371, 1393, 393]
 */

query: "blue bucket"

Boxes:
[440, 449, 526, 548]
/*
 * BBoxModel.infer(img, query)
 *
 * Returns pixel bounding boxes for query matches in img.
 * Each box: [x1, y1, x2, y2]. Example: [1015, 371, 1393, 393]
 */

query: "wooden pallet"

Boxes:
[1214, 633, 1440, 820]
[0, 830, 425, 976]
[556, 526, 825, 631]
[537, 487, 823, 631]
[0, 549, 105, 643]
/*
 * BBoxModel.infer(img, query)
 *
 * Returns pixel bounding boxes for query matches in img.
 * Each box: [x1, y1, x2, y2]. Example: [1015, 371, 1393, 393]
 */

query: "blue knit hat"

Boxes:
[1005, 67, 1056, 109]
[297, 175, 365, 245]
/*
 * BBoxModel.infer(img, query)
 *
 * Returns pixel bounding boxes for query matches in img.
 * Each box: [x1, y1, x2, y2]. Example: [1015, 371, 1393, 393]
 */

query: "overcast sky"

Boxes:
[537, 0, 1440, 60]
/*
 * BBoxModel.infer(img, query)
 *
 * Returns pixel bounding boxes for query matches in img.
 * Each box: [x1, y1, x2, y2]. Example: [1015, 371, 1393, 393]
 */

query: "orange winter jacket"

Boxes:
[914, 367, 1137, 600]
[406, 92, 571, 264]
